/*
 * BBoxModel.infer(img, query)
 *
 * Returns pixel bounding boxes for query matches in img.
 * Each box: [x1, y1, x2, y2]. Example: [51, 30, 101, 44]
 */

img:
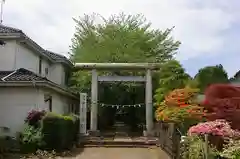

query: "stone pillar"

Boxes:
[90, 69, 98, 132]
[145, 69, 153, 135]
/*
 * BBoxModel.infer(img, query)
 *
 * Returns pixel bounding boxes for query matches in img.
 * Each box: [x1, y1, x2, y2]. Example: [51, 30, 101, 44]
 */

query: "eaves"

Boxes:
[0, 81, 79, 100]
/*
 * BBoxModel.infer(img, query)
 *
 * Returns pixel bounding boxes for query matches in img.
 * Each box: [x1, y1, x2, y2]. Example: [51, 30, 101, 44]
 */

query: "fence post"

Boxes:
[204, 134, 209, 159]
[174, 125, 181, 159]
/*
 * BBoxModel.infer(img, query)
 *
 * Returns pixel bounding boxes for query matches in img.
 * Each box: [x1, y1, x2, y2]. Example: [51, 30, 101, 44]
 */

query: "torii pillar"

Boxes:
[145, 69, 153, 135]
[90, 69, 98, 132]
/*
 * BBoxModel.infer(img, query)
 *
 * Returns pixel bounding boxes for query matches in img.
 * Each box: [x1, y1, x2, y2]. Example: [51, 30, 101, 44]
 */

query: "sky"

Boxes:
[2, 0, 240, 77]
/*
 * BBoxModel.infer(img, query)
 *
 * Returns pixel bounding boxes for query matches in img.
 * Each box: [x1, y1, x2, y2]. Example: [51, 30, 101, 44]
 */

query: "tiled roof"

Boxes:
[45, 50, 72, 64]
[0, 68, 78, 98]
[0, 70, 12, 80]
[0, 25, 72, 66]
[0, 68, 47, 82]
[0, 25, 22, 34]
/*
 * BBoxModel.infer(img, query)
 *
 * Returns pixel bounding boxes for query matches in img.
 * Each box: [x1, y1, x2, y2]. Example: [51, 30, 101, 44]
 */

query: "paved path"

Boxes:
[58, 147, 171, 159]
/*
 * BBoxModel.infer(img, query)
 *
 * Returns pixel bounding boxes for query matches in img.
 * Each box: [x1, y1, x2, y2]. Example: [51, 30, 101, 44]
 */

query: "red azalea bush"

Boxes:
[202, 84, 240, 130]
[25, 109, 46, 127]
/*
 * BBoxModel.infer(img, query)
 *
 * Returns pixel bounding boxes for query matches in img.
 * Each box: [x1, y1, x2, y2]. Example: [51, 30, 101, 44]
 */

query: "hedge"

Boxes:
[41, 112, 79, 151]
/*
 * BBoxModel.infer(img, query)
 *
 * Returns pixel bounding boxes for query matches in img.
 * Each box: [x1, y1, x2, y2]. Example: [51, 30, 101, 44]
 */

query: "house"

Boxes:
[0, 25, 79, 136]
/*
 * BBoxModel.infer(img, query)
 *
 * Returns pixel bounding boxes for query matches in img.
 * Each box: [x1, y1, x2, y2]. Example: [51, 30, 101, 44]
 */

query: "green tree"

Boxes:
[194, 64, 229, 93]
[70, 13, 180, 91]
[154, 60, 191, 104]
[229, 70, 240, 82]
[70, 13, 181, 128]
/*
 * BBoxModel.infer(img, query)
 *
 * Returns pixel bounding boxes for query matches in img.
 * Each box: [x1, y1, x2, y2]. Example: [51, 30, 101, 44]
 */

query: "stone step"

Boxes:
[82, 144, 157, 148]
[80, 139, 158, 148]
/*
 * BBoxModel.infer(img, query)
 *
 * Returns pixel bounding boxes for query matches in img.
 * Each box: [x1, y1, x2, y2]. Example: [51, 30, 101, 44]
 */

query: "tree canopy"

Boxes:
[71, 13, 180, 63]
[70, 13, 181, 91]
[154, 60, 191, 104]
[194, 64, 229, 93]
[229, 70, 240, 82]
[70, 13, 181, 129]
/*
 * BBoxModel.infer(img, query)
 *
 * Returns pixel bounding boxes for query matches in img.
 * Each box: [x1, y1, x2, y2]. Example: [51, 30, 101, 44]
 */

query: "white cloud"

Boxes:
[2, 0, 239, 59]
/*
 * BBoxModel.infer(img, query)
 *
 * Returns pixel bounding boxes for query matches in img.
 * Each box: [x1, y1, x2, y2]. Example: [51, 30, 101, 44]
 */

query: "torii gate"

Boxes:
[75, 63, 161, 135]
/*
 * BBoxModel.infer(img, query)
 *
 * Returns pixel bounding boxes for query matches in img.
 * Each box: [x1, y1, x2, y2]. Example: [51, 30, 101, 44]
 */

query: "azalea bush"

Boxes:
[155, 88, 207, 134]
[203, 84, 240, 130]
[188, 119, 240, 151]
[188, 119, 240, 138]
[156, 88, 206, 123]
[164, 88, 199, 106]
[25, 109, 46, 127]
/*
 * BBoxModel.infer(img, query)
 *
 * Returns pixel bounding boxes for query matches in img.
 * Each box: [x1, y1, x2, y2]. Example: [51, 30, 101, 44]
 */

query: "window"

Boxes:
[45, 68, 49, 76]
[0, 40, 6, 46]
[39, 57, 42, 74]
[49, 97, 52, 112]
[65, 70, 70, 85]
[69, 104, 76, 114]
[44, 95, 52, 112]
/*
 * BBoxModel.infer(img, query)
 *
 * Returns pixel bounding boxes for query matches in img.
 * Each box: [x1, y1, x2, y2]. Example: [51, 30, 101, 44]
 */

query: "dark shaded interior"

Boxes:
[86, 82, 146, 136]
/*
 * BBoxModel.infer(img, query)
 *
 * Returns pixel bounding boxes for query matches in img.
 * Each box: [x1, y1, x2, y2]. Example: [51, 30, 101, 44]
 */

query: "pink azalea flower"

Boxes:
[188, 119, 240, 138]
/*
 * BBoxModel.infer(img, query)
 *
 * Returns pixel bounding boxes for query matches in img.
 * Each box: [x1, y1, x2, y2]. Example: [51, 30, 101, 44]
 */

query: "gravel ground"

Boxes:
[57, 147, 170, 159]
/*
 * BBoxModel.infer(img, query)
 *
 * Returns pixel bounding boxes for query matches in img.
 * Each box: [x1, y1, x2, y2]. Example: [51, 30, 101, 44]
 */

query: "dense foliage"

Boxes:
[194, 64, 229, 93]
[19, 125, 44, 153]
[155, 88, 206, 134]
[181, 135, 217, 159]
[203, 84, 240, 130]
[154, 60, 191, 104]
[41, 112, 78, 151]
[18, 110, 79, 153]
[220, 139, 240, 159]
[156, 88, 205, 123]
[71, 13, 180, 89]
[70, 13, 181, 129]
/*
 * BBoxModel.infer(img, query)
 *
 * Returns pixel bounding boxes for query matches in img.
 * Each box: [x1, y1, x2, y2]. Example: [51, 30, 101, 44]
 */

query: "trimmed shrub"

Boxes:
[41, 112, 77, 151]
[70, 114, 80, 142]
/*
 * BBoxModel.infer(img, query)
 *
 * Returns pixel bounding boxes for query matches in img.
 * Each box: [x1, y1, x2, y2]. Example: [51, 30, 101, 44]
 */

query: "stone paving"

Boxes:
[58, 147, 171, 159]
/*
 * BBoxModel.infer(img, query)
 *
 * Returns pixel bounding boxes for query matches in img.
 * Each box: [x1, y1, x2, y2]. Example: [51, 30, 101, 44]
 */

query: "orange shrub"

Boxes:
[155, 88, 206, 123]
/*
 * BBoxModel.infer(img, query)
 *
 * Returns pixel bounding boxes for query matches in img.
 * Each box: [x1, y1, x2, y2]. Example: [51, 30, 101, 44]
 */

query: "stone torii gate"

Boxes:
[75, 63, 161, 135]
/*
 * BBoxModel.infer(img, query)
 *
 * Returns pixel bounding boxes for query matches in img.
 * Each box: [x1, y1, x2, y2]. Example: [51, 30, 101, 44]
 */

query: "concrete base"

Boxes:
[88, 130, 100, 137]
[143, 130, 154, 137]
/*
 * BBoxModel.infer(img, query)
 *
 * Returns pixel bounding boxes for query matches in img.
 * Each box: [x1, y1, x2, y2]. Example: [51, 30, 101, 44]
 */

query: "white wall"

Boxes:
[0, 40, 17, 70]
[15, 43, 39, 73]
[41, 58, 51, 78]
[0, 87, 76, 137]
[0, 87, 45, 136]
[52, 93, 68, 114]
[0, 40, 68, 86]
[0, 41, 51, 77]
[41, 88, 69, 114]
[48, 64, 66, 86]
